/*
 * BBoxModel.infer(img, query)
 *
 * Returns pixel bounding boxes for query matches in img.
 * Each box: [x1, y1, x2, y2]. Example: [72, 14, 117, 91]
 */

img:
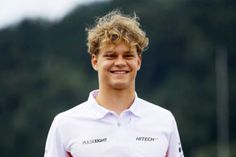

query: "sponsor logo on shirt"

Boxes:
[136, 136, 158, 142]
[178, 142, 184, 157]
[82, 138, 107, 145]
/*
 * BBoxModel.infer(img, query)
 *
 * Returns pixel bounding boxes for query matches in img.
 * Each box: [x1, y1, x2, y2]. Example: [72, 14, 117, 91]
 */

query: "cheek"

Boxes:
[129, 60, 141, 69]
[98, 60, 113, 71]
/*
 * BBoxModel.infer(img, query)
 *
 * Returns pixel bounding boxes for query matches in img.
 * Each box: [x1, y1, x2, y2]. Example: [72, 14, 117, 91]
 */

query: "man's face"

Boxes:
[91, 41, 141, 90]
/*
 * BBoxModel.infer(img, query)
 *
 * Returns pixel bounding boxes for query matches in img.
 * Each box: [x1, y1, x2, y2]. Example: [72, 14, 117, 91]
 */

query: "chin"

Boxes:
[110, 82, 131, 90]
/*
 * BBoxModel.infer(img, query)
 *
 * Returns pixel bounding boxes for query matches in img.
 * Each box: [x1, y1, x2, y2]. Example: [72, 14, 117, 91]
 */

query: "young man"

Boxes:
[44, 10, 184, 157]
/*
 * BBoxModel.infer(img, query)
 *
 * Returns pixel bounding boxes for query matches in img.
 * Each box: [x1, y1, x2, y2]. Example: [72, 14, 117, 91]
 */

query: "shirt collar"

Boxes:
[87, 90, 111, 119]
[86, 90, 146, 119]
[127, 92, 146, 117]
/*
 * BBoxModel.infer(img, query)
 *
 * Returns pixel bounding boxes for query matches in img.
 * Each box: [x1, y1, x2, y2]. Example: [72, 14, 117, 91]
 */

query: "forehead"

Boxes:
[99, 41, 137, 53]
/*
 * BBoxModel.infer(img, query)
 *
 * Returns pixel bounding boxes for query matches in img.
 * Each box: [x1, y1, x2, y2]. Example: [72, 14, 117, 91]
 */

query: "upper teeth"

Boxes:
[112, 71, 127, 73]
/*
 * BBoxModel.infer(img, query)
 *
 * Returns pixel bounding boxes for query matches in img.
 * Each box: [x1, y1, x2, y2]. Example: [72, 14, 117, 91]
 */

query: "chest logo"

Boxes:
[82, 138, 107, 145]
[136, 136, 158, 142]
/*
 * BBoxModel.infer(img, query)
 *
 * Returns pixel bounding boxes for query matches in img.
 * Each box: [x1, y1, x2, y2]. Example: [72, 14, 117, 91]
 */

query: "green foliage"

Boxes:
[0, 0, 236, 157]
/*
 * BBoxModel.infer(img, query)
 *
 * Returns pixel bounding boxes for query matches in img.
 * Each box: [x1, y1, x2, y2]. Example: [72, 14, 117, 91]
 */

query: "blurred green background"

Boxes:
[0, 0, 236, 156]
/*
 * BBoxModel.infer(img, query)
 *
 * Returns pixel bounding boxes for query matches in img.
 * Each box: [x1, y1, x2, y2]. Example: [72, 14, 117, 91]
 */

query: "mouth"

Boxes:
[110, 70, 129, 74]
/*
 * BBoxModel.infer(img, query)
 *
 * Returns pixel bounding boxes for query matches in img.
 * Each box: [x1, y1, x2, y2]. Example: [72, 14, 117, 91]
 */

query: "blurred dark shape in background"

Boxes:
[0, 0, 235, 156]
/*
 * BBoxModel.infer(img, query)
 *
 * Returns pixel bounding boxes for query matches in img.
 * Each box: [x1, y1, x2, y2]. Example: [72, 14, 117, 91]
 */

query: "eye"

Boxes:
[126, 54, 134, 57]
[124, 53, 135, 59]
[104, 54, 116, 59]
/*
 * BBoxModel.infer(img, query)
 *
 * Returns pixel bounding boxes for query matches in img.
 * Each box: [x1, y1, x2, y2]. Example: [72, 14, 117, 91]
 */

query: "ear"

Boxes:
[91, 54, 98, 71]
[137, 55, 142, 70]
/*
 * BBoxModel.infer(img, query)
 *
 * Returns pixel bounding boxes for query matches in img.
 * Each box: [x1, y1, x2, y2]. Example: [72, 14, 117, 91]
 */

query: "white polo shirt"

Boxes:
[44, 90, 184, 157]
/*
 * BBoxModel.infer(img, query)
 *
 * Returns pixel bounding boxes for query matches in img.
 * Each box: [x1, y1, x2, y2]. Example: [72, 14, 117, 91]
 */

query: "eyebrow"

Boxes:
[125, 51, 135, 54]
[104, 51, 115, 54]
[102, 50, 136, 55]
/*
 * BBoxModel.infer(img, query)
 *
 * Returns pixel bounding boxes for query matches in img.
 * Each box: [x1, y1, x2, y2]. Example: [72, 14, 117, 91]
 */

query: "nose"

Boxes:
[114, 56, 126, 67]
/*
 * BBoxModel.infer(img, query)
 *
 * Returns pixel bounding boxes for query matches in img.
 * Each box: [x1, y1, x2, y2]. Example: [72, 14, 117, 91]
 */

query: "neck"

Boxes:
[96, 87, 135, 115]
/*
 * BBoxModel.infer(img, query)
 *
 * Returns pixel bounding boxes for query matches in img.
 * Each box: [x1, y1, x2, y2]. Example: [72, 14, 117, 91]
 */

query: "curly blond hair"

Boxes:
[86, 10, 149, 55]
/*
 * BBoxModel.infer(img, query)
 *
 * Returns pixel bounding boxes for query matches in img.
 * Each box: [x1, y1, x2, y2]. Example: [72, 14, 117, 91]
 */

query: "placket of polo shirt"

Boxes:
[113, 111, 133, 153]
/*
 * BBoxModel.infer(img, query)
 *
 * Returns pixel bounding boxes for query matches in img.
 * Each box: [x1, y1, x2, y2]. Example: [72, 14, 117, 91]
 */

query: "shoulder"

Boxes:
[138, 98, 175, 121]
[52, 100, 89, 126]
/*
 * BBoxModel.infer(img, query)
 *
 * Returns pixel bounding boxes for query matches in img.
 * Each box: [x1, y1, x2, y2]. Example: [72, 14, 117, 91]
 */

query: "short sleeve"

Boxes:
[44, 115, 68, 157]
[166, 114, 184, 157]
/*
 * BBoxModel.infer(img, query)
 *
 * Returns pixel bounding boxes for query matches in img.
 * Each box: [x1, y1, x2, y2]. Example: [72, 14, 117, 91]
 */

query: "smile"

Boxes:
[110, 70, 129, 74]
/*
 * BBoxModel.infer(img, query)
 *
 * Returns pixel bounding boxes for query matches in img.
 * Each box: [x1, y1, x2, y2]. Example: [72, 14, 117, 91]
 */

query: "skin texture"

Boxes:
[91, 41, 141, 114]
